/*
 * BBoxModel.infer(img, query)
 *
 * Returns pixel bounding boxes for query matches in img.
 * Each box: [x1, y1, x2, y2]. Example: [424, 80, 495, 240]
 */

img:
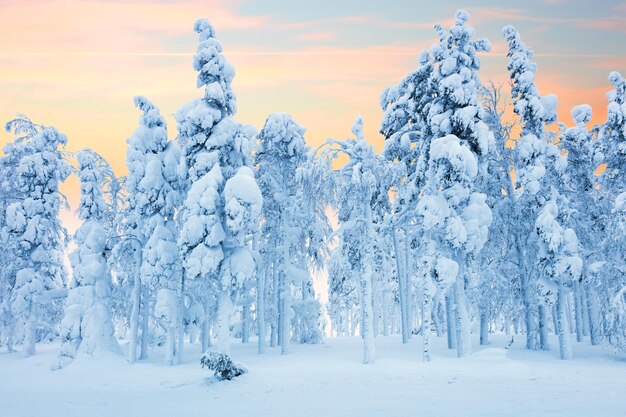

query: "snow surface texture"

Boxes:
[0, 335, 624, 417]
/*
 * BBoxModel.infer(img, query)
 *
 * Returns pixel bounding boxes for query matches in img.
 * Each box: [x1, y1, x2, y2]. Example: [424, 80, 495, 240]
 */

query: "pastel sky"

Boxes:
[1, 0, 625, 232]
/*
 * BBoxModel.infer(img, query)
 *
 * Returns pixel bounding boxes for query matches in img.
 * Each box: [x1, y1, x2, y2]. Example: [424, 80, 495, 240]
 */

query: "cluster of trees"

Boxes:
[0, 11, 625, 367]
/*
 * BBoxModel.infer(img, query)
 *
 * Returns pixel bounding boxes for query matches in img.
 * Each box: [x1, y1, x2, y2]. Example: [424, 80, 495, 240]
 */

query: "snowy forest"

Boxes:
[2, 7, 626, 385]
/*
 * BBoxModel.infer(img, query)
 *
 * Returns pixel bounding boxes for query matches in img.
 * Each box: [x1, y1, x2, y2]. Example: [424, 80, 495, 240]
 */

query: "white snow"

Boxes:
[0, 335, 624, 417]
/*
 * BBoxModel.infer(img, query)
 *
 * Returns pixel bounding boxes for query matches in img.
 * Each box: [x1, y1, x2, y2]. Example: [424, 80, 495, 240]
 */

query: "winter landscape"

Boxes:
[1, 1, 626, 416]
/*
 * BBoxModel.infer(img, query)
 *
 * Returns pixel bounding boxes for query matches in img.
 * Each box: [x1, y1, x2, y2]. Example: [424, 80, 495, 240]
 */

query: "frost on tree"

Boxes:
[321, 115, 400, 364]
[124, 95, 182, 364]
[380, 47, 434, 344]
[1, 116, 71, 357]
[598, 71, 626, 354]
[504, 25, 573, 354]
[56, 150, 120, 369]
[559, 105, 604, 346]
[255, 113, 325, 355]
[415, 10, 494, 358]
[177, 19, 260, 356]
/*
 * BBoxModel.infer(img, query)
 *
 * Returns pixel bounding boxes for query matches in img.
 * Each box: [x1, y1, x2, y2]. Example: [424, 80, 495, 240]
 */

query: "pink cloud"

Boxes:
[294, 31, 336, 42]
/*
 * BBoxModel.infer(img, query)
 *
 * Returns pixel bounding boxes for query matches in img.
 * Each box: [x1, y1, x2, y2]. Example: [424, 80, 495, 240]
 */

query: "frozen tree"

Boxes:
[560, 105, 604, 345]
[56, 150, 120, 369]
[255, 113, 324, 354]
[124, 95, 182, 363]
[504, 24, 562, 351]
[416, 10, 494, 358]
[598, 71, 626, 353]
[380, 48, 434, 343]
[321, 115, 399, 364]
[177, 19, 259, 356]
[535, 196, 582, 359]
[2, 116, 71, 356]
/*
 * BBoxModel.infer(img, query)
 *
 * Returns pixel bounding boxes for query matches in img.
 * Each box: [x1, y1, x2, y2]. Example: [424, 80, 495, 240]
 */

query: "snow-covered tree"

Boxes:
[2, 116, 71, 356]
[504, 25, 569, 353]
[177, 19, 260, 356]
[56, 150, 119, 369]
[560, 105, 605, 345]
[321, 115, 399, 363]
[255, 113, 324, 354]
[124, 95, 182, 363]
[598, 71, 626, 354]
[380, 49, 434, 344]
[416, 10, 494, 358]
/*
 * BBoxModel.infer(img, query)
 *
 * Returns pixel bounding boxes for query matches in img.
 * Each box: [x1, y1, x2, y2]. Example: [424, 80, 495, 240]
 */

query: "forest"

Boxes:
[1, 9, 626, 376]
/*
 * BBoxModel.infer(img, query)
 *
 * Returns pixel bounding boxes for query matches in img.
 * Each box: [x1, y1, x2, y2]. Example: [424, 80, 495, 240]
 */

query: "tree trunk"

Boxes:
[128, 260, 141, 363]
[573, 280, 584, 342]
[557, 284, 573, 360]
[538, 304, 550, 351]
[177, 273, 186, 365]
[23, 303, 37, 357]
[445, 293, 457, 350]
[139, 304, 149, 360]
[392, 228, 409, 343]
[454, 276, 472, 358]
[257, 266, 267, 354]
[586, 287, 601, 345]
[200, 302, 210, 353]
[215, 292, 232, 355]
[479, 307, 489, 346]
[270, 266, 278, 348]
[422, 281, 433, 362]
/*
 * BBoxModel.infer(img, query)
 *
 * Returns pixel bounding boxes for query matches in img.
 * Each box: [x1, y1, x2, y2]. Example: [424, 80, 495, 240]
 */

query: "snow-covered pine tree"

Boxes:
[416, 10, 494, 358]
[55, 150, 119, 369]
[380, 48, 434, 344]
[534, 194, 582, 360]
[255, 113, 324, 354]
[321, 115, 399, 364]
[479, 84, 522, 344]
[177, 19, 259, 356]
[2, 116, 71, 356]
[598, 71, 626, 354]
[124, 95, 181, 363]
[504, 25, 573, 354]
[560, 105, 604, 345]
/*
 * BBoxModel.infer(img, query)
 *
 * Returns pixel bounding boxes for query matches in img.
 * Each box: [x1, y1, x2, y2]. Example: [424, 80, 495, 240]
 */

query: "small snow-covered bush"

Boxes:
[200, 351, 247, 381]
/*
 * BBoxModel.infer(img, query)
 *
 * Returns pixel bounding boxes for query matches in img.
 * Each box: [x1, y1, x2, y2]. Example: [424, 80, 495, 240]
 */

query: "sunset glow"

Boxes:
[1, 0, 625, 230]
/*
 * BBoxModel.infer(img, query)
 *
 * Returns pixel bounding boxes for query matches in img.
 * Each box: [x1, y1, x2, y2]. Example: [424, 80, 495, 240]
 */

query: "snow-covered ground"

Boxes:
[1, 334, 624, 417]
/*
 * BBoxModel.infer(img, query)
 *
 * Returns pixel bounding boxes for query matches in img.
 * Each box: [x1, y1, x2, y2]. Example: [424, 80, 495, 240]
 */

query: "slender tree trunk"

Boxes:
[392, 228, 409, 343]
[433, 299, 443, 337]
[23, 303, 37, 357]
[552, 303, 559, 334]
[581, 286, 589, 337]
[538, 304, 550, 351]
[479, 307, 489, 346]
[382, 292, 389, 337]
[200, 302, 210, 353]
[270, 266, 278, 348]
[403, 236, 412, 339]
[586, 287, 601, 345]
[139, 303, 149, 360]
[422, 280, 433, 362]
[257, 266, 267, 354]
[177, 273, 186, 365]
[215, 292, 232, 355]
[371, 267, 380, 338]
[573, 280, 584, 342]
[242, 301, 250, 343]
[128, 258, 141, 363]
[454, 275, 472, 358]
[445, 293, 457, 350]
[557, 284, 573, 360]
